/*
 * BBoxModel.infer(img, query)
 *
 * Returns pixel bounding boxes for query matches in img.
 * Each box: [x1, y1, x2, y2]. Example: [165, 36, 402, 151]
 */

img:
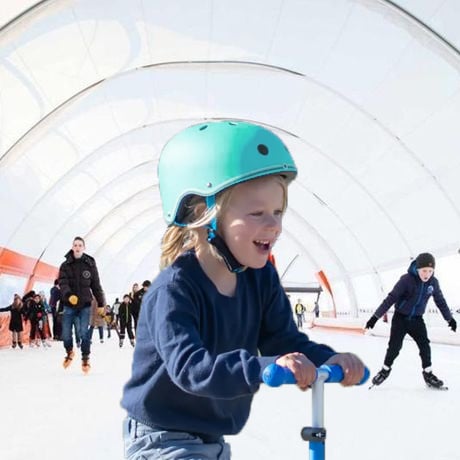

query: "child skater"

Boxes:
[118, 294, 135, 348]
[365, 252, 456, 389]
[121, 121, 366, 459]
[0, 294, 25, 348]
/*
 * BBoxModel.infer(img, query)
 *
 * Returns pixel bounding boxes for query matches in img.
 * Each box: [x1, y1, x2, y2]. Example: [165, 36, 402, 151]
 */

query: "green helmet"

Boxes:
[158, 120, 297, 224]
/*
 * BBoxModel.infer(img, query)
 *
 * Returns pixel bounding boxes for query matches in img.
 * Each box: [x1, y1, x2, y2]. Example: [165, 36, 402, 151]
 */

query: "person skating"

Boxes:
[26, 293, 49, 347]
[118, 294, 135, 348]
[294, 299, 305, 329]
[121, 121, 366, 459]
[130, 280, 150, 331]
[365, 252, 456, 389]
[58, 236, 106, 373]
[0, 294, 26, 349]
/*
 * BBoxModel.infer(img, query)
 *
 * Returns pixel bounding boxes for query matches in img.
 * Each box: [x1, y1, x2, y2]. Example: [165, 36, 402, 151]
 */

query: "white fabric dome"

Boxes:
[1, 0, 460, 312]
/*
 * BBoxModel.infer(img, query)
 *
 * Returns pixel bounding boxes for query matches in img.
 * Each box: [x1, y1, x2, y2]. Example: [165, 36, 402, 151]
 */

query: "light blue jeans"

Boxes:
[62, 305, 91, 355]
[123, 417, 231, 459]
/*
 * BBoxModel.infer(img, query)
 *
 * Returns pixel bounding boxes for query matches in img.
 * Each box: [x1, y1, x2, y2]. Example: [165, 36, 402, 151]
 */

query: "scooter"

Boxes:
[263, 363, 369, 460]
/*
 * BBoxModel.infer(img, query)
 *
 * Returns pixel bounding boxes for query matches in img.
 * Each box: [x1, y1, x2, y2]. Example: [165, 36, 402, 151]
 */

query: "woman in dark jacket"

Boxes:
[0, 294, 25, 348]
[365, 253, 456, 389]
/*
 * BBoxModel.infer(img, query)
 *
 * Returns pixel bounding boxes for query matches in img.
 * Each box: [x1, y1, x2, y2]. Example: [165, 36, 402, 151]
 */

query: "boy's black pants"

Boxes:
[384, 311, 431, 369]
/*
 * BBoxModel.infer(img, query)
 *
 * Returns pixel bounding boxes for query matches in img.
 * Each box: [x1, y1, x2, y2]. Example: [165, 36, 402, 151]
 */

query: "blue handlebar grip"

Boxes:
[262, 363, 297, 387]
[262, 363, 370, 386]
[313, 364, 370, 385]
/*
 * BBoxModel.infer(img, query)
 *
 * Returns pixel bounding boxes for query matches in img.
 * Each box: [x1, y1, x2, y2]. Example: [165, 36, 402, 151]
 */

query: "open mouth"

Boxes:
[254, 239, 271, 251]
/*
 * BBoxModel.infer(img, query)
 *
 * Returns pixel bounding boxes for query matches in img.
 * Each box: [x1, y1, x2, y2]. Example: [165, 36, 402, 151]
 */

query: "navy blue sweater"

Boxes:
[374, 261, 452, 321]
[121, 251, 336, 438]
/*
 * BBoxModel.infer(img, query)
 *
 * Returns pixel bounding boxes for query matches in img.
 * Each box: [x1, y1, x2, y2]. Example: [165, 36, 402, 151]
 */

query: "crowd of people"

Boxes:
[0, 280, 151, 352]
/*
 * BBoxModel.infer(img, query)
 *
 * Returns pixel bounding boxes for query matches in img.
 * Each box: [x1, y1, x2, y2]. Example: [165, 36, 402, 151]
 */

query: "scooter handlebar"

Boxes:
[262, 363, 370, 387]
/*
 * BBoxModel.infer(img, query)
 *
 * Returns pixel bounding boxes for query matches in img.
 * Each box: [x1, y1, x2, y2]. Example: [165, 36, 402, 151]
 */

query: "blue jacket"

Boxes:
[121, 251, 336, 438]
[374, 261, 452, 321]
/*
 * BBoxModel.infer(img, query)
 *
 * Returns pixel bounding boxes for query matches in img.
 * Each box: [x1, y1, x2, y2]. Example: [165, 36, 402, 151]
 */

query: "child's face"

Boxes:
[418, 267, 434, 282]
[219, 176, 284, 269]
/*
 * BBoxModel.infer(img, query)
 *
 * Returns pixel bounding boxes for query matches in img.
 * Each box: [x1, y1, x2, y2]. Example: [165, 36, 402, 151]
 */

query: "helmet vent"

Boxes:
[257, 144, 269, 155]
[199, 125, 208, 131]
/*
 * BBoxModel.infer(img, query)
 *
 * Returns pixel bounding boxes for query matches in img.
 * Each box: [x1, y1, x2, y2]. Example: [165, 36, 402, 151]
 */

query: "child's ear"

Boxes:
[193, 201, 207, 219]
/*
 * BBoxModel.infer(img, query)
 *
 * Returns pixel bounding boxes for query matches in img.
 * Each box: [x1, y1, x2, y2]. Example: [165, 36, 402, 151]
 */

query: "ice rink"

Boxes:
[1, 328, 458, 460]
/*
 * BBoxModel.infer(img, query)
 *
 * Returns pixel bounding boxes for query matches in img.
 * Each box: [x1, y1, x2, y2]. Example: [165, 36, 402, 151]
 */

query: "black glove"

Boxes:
[365, 315, 378, 329]
[448, 318, 457, 332]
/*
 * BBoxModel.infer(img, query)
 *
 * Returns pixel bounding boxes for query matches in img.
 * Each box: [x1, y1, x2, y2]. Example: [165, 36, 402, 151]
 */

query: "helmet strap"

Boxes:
[205, 196, 245, 273]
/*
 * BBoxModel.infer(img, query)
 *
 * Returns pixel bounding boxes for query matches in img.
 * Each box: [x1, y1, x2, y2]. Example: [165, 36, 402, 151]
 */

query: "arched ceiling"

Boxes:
[1, 0, 460, 308]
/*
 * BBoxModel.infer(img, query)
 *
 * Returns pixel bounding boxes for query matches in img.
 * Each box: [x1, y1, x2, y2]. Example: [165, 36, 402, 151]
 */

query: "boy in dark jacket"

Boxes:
[366, 252, 456, 389]
[58, 236, 106, 373]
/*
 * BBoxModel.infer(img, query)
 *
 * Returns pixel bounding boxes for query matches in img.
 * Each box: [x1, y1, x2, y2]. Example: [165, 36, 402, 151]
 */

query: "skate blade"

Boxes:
[426, 384, 448, 391]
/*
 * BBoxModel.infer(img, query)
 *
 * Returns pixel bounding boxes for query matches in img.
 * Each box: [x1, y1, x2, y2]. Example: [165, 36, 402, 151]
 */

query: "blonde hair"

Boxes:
[159, 175, 288, 269]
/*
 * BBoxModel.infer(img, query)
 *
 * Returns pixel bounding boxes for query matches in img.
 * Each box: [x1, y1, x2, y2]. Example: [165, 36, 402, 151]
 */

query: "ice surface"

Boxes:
[1, 329, 458, 460]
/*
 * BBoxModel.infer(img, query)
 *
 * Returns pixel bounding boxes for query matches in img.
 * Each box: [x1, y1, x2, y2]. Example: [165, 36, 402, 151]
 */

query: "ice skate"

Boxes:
[63, 349, 75, 369]
[12, 341, 17, 348]
[119, 339, 124, 348]
[18, 342, 23, 349]
[130, 339, 135, 348]
[423, 371, 448, 390]
[369, 367, 391, 389]
[81, 355, 91, 374]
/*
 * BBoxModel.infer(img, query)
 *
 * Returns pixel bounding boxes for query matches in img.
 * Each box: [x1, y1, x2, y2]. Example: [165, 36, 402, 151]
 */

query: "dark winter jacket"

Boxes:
[374, 261, 452, 321]
[130, 288, 147, 315]
[49, 286, 61, 310]
[58, 250, 105, 308]
[26, 301, 47, 323]
[0, 304, 25, 332]
[118, 301, 133, 326]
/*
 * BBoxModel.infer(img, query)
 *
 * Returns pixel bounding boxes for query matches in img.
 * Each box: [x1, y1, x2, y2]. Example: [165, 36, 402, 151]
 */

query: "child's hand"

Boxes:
[324, 353, 365, 387]
[275, 352, 316, 391]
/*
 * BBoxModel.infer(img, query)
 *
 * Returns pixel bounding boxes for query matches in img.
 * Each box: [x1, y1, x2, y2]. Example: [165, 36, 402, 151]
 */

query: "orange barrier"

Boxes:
[0, 246, 58, 293]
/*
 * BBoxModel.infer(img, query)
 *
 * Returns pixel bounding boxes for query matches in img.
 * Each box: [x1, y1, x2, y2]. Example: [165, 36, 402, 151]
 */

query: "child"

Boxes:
[365, 252, 456, 389]
[118, 294, 135, 348]
[0, 294, 25, 348]
[27, 293, 49, 347]
[121, 121, 365, 459]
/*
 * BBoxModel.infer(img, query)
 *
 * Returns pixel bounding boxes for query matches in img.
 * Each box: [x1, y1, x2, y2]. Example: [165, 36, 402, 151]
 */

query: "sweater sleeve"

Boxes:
[151, 284, 264, 400]
[432, 279, 452, 321]
[58, 263, 72, 300]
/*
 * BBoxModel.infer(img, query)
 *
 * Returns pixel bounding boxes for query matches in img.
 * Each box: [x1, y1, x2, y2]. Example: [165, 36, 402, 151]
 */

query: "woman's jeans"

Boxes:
[123, 417, 231, 459]
[62, 305, 91, 355]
